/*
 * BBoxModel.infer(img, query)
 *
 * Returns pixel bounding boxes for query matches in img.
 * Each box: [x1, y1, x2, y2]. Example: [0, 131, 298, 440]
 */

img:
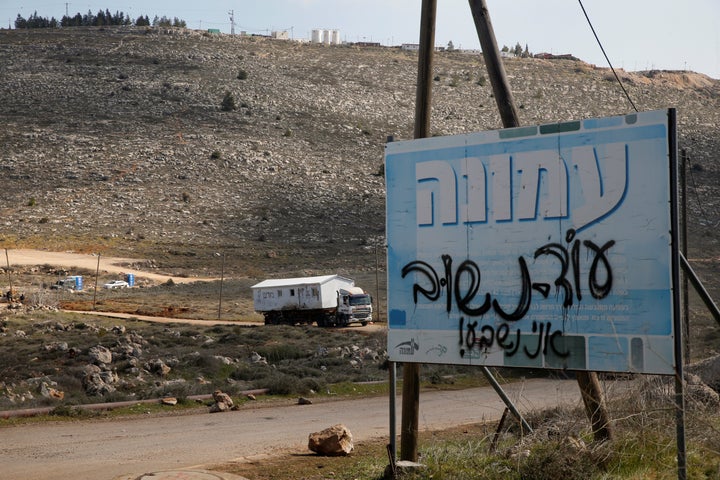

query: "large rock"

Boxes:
[687, 354, 720, 392]
[88, 345, 113, 365]
[82, 369, 117, 396]
[308, 424, 354, 456]
[209, 389, 234, 413]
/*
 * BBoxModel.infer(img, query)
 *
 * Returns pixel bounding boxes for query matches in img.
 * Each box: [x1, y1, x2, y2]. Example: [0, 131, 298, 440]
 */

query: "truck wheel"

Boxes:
[361, 321, 368, 326]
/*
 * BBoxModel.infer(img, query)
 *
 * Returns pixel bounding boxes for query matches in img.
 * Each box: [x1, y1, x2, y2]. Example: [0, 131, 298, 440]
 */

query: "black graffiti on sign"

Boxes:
[458, 317, 570, 359]
[532, 229, 615, 308]
[400, 229, 615, 320]
[400, 229, 615, 359]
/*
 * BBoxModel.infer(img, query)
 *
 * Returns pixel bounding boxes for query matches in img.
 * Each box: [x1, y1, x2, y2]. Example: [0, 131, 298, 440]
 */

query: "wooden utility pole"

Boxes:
[93, 253, 100, 310]
[468, 0, 611, 442]
[5, 248, 12, 294]
[468, 0, 519, 128]
[400, 0, 437, 463]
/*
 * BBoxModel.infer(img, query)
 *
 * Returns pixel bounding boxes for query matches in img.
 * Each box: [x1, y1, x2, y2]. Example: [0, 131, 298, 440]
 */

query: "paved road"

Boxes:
[0, 379, 582, 480]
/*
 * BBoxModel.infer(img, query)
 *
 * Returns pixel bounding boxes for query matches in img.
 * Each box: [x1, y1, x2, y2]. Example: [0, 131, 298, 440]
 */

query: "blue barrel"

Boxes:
[73, 275, 83, 291]
[125, 273, 135, 287]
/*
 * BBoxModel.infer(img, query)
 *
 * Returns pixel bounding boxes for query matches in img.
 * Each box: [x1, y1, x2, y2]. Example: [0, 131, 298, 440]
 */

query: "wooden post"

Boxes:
[218, 251, 225, 320]
[413, 0, 436, 139]
[4, 248, 12, 294]
[576, 370, 612, 441]
[92, 253, 100, 310]
[468, 0, 612, 442]
[401, 0, 437, 463]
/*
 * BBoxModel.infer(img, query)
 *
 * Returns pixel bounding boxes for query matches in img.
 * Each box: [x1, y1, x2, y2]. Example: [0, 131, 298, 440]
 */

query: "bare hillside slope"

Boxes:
[1, 26, 719, 280]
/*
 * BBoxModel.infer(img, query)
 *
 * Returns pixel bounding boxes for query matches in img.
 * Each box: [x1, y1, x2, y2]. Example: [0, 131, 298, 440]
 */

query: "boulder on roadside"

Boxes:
[308, 424, 353, 456]
[209, 389, 234, 413]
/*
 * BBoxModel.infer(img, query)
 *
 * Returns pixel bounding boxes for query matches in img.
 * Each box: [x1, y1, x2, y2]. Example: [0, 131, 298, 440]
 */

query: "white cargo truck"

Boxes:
[251, 274, 373, 327]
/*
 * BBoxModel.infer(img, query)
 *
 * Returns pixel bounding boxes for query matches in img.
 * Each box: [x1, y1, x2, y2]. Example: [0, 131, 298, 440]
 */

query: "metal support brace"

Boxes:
[680, 253, 720, 326]
[481, 367, 533, 434]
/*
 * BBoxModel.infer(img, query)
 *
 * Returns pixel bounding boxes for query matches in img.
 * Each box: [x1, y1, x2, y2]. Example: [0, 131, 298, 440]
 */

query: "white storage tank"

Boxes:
[322, 29, 331, 45]
[311, 28, 324, 44]
[330, 29, 340, 45]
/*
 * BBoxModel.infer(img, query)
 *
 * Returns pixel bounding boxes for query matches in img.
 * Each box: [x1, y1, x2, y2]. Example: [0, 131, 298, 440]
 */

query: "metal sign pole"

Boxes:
[668, 109, 687, 480]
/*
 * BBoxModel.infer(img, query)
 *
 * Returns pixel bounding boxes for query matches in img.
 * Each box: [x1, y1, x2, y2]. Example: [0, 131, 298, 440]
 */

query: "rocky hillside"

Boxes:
[1, 26, 720, 279]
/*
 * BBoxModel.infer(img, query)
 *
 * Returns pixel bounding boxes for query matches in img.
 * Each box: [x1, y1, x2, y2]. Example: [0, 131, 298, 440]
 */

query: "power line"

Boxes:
[577, 0, 638, 113]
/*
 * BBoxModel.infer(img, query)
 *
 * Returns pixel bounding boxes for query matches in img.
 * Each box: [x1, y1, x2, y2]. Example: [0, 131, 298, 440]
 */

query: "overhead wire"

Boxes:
[577, 0, 638, 113]
[577, 3, 718, 237]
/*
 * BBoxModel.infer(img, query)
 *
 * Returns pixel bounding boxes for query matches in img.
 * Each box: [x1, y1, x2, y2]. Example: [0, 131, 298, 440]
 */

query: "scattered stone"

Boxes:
[308, 424, 353, 456]
[214, 355, 234, 365]
[384, 460, 427, 478]
[144, 358, 171, 376]
[78, 364, 118, 396]
[161, 397, 178, 406]
[40, 383, 64, 400]
[88, 345, 113, 365]
[209, 389, 234, 413]
[246, 393, 256, 401]
[298, 397, 313, 405]
[250, 351, 267, 364]
[43, 342, 69, 352]
[111, 325, 126, 334]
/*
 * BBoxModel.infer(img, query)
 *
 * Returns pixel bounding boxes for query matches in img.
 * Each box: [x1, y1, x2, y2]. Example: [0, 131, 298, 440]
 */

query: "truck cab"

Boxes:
[336, 287, 373, 326]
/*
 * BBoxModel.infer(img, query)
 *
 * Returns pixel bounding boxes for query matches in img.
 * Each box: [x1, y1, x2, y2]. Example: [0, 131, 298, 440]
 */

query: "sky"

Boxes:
[2, 0, 719, 79]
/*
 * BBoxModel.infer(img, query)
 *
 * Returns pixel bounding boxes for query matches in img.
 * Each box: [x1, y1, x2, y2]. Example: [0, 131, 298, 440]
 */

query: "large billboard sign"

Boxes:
[385, 110, 678, 375]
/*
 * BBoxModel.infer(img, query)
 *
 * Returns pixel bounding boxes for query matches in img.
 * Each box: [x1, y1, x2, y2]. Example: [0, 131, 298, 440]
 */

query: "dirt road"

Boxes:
[0, 379, 585, 480]
[6, 248, 214, 284]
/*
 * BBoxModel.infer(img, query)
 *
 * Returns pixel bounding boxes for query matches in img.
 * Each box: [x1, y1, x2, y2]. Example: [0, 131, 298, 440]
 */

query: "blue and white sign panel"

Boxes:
[385, 110, 677, 375]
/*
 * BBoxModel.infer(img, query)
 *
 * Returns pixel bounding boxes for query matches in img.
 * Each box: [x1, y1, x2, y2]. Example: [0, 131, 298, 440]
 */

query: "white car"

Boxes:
[103, 280, 129, 289]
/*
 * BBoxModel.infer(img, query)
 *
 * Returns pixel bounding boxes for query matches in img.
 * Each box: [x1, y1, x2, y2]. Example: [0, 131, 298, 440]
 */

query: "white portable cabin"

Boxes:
[251, 274, 355, 312]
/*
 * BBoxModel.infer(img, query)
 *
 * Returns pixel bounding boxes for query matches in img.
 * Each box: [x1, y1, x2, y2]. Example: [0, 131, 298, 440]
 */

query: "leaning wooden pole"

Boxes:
[468, 0, 519, 127]
[400, 0, 437, 463]
[468, 0, 612, 442]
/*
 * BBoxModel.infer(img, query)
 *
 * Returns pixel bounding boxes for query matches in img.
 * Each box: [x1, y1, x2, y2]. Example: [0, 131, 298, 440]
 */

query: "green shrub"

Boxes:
[236, 69, 248, 80]
[210, 150, 221, 159]
[220, 91, 236, 111]
[255, 344, 308, 362]
[258, 372, 301, 395]
[50, 404, 94, 418]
